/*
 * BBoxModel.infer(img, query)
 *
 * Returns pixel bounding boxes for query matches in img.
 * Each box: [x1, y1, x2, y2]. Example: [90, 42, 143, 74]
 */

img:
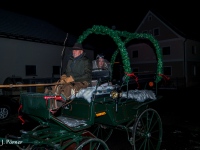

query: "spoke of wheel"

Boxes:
[91, 124, 113, 142]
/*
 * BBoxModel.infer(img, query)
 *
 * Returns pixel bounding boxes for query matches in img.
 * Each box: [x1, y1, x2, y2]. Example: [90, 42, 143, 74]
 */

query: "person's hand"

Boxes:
[59, 75, 74, 84]
[60, 74, 67, 80]
[65, 76, 74, 83]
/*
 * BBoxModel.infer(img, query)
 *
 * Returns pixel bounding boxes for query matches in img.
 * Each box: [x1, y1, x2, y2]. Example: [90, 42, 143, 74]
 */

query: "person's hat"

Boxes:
[72, 43, 83, 50]
[96, 54, 104, 59]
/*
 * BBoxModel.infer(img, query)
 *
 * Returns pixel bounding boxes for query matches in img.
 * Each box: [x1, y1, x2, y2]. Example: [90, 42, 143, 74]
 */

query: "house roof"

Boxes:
[0, 9, 77, 46]
[148, 9, 200, 41]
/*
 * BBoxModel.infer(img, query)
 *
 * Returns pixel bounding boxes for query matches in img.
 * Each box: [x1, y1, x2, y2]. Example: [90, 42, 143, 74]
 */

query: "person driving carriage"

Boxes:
[45, 43, 92, 107]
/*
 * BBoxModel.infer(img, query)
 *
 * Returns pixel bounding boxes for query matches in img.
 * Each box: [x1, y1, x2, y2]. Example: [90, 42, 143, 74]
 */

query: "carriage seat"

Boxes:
[91, 69, 110, 86]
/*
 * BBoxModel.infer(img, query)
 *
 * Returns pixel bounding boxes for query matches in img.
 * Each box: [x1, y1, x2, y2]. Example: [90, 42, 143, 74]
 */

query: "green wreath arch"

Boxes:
[77, 25, 163, 83]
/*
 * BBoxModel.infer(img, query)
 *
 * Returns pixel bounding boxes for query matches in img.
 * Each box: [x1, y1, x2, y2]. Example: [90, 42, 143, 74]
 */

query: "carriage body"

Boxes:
[15, 83, 162, 149]
[0, 25, 164, 150]
[20, 88, 155, 129]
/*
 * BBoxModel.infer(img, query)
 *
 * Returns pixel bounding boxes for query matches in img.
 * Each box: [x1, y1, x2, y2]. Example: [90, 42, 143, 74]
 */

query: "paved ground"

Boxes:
[153, 87, 200, 150]
[0, 86, 200, 149]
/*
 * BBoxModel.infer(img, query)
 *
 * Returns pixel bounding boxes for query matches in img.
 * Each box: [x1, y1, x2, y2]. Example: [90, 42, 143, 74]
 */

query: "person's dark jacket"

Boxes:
[65, 53, 92, 84]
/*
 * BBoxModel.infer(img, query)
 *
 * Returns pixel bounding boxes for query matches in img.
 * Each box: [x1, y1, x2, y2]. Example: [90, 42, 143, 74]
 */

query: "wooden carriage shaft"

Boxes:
[0, 83, 62, 88]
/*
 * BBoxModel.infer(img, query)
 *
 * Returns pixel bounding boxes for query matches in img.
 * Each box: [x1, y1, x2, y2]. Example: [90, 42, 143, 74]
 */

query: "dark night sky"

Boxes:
[0, 1, 171, 34]
[1, 1, 151, 35]
[1, 0, 200, 51]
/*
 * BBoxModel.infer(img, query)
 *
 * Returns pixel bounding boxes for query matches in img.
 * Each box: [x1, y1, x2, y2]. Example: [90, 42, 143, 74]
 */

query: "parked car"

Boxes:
[0, 95, 20, 120]
[2, 76, 26, 96]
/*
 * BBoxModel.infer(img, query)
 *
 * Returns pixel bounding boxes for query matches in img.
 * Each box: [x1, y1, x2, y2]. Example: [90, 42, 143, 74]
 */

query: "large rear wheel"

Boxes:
[132, 108, 162, 150]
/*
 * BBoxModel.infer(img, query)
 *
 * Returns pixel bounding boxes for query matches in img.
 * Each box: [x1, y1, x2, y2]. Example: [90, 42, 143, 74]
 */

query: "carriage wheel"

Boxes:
[75, 138, 109, 150]
[26, 145, 54, 150]
[89, 124, 113, 142]
[132, 108, 162, 150]
[16, 124, 49, 150]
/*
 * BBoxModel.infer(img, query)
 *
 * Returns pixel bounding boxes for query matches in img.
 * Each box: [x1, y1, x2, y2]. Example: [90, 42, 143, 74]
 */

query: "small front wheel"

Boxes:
[76, 138, 109, 150]
[89, 124, 113, 142]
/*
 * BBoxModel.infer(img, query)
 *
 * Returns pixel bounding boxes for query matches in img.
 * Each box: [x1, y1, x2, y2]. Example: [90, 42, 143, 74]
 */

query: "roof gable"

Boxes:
[0, 9, 77, 45]
[135, 10, 200, 41]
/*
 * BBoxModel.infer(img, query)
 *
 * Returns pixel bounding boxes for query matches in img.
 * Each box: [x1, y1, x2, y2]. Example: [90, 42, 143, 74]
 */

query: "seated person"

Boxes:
[45, 43, 92, 109]
[92, 54, 111, 72]
[92, 54, 112, 86]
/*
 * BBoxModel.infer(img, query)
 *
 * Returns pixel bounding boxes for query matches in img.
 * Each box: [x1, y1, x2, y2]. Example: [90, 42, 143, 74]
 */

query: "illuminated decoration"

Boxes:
[149, 81, 154, 87]
[77, 25, 163, 83]
[110, 90, 119, 99]
[96, 112, 106, 117]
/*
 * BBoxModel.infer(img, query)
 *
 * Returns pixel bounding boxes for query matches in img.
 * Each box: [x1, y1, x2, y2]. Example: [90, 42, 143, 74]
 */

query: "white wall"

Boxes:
[0, 38, 94, 84]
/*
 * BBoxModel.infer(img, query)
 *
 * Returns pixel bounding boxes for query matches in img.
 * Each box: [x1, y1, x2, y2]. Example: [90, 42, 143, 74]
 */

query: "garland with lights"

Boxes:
[77, 25, 163, 83]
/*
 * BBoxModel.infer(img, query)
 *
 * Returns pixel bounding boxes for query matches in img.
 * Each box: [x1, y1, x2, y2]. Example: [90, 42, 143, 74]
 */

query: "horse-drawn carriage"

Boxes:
[0, 25, 165, 150]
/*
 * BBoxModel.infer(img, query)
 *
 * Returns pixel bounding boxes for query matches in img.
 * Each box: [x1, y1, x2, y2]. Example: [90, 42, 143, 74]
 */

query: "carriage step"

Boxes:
[56, 116, 88, 128]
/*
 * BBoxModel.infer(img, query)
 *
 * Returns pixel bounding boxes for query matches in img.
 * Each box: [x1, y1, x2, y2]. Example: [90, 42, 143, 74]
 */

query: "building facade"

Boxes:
[0, 9, 94, 94]
[127, 10, 200, 88]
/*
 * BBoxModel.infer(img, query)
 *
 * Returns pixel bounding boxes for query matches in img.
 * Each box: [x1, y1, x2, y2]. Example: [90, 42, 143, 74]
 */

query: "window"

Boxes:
[193, 66, 197, 76]
[142, 30, 148, 33]
[153, 28, 160, 36]
[196, 66, 200, 76]
[192, 46, 196, 54]
[162, 47, 170, 55]
[53, 66, 60, 75]
[163, 66, 172, 76]
[148, 15, 152, 21]
[132, 50, 138, 58]
[25, 65, 36, 76]
[132, 68, 139, 75]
